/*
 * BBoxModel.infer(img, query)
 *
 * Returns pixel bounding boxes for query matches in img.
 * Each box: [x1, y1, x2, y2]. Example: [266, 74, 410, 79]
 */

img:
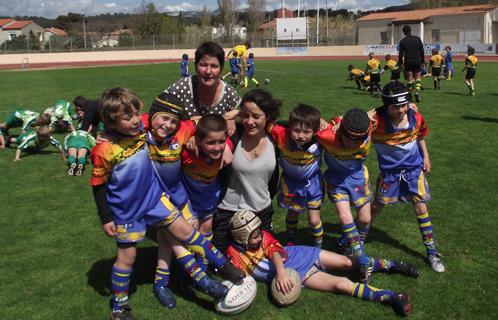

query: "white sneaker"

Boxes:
[427, 253, 445, 273]
[67, 163, 76, 176]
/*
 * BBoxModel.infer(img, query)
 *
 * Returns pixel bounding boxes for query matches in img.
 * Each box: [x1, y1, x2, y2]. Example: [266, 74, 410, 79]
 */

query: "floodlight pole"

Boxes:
[316, 0, 319, 45]
[83, 15, 87, 49]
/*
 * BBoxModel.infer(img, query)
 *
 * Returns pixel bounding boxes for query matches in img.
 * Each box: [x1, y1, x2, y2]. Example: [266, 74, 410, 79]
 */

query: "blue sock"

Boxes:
[111, 266, 132, 310]
[154, 267, 170, 289]
[342, 222, 369, 266]
[182, 231, 225, 269]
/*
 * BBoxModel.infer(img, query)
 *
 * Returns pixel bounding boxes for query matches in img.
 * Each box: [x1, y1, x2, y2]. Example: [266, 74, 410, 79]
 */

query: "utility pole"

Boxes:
[316, 0, 319, 45]
[83, 15, 87, 49]
[326, 0, 329, 42]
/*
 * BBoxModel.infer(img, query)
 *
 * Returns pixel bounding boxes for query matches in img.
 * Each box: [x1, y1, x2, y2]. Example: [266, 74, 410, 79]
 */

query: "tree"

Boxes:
[247, 0, 266, 40]
[200, 6, 213, 41]
[132, 1, 164, 39]
[217, 0, 238, 40]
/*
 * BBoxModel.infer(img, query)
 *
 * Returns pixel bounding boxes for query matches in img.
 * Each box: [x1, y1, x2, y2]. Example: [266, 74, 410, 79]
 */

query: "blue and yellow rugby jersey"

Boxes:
[147, 120, 196, 208]
[267, 123, 322, 180]
[430, 54, 444, 68]
[465, 55, 478, 68]
[90, 133, 163, 224]
[315, 118, 372, 175]
[180, 139, 232, 215]
[367, 58, 381, 74]
[372, 107, 429, 171]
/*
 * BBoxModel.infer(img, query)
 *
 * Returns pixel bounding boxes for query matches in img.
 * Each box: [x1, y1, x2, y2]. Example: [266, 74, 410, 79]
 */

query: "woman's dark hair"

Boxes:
[289, 104, 321, 132]
[241, 89, 281, 122]
[195, 42, 225, 70]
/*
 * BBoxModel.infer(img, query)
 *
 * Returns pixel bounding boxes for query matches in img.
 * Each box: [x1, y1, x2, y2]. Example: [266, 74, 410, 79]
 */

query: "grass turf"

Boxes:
[0, 60, 497, 319]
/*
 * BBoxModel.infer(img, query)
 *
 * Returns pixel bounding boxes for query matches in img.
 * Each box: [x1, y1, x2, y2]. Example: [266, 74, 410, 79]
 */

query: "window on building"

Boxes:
[380, 31, 388, 44]
[9, 33, 16, 40]
[432, 29, 440, 43]
[284, 28, 287, 33]
[296, 28, 300, 32]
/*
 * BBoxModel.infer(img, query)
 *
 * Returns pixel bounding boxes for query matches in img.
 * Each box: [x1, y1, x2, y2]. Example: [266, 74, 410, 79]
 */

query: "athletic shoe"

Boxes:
[314, 238, 323, 249]
[110, 305, 135, 320]
[153, 285, 176, 308]
[195, 275, 229, 300]
[392, 261, 420, 278]
[75, 163, 84, 176]
[217, 260, 245, 285]
[358, 257, 373, 284]
[426, 253, 445, 273]
[67, 163, 77, 176]
[391, 292, 411, 317]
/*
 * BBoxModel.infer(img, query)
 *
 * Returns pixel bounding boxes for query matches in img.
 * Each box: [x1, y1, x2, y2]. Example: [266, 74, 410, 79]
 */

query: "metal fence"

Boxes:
[0, 30, 356, 55]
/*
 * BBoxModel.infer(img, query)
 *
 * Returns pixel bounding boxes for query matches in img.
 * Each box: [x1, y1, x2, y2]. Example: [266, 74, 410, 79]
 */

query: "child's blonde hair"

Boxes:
[100, 87, 143, 126]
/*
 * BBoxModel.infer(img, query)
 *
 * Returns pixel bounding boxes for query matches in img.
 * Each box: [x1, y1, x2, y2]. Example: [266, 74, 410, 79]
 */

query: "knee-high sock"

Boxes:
[351, 283, 395, 303]
[251, 77, 259, 85]
[182, 230, 225, 269]
[67, 155, 76, 166]
[310, 220, 324, 243]
[78, 156, 87, 166]
[407, 81, 414, 93]
[416, 212, 436, 256]
[177, 251, 207, 286]
[371, 258, 397, 273]
[415, 79, 422, 92]
[286, 214, 299, 240]
[111, 266, 132, 310]
[342, 222, 369, 266]
[154, 267, 170, 288]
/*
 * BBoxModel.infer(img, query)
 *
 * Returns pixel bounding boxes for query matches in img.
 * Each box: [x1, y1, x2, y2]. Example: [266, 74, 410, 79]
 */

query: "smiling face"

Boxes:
[289, 122, 314, 146]
[198, 130, 227, 160]
[241, 101, 267, 137]
[150, 112, 179, 141]
[196, 55, 222, 87]
[108, 107, 141, 137]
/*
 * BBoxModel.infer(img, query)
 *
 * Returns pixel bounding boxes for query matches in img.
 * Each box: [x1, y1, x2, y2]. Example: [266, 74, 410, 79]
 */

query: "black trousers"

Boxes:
[212, 205, 274, 254]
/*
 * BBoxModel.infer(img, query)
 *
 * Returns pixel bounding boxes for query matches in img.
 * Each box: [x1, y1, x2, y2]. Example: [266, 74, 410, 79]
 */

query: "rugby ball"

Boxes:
[271, 268, 301, 307]
[215, 275, 257, 315]
[264, 78, 271, 84]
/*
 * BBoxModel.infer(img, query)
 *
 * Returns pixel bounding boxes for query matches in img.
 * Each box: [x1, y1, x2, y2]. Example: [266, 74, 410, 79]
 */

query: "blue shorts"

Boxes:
[326, 166, 372, 208]
[375, 167, 431, 204]
[278, 173, 323, 214]
[115, 193, 182, 244]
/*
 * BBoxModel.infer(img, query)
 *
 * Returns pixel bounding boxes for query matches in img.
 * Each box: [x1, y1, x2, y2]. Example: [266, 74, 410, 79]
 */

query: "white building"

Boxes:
[355, 4, 498, 45]
[0, 19, 44, 44]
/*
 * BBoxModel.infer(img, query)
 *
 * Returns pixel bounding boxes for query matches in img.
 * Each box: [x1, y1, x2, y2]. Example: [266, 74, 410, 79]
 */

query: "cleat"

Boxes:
[153, 286, 177, 308]
[391, 292, 411, 317]
[358, 257, 373, 284]
[414, 92, 421, 102]
[314, 238, 323, 249]
[75, 163, 84, 176]
[67, 163, 76, 176]
[336, 238, 353, 256]
[393, 261, 420, 278]
[110, 305, 135, 320]
[217, 260, 245, 285]
[426, 253, 445, 273]
[196, 275, 229, 300]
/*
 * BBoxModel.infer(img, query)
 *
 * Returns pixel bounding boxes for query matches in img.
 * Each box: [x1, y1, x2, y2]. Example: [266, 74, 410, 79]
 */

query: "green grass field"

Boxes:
[0, 59, 497, 319]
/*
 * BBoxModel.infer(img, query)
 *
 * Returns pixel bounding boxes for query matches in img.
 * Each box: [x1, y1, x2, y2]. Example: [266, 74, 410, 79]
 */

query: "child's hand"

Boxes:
[96, 134, 109, 144]
[102, 221, 117, 237]
[319, 118, 329, 131]
[275, 273, 293, 295]
[227, 119, 236, 136]
[423, 157, 431, 173]
[220, 145, 234, 169]
[186, 136, 199, 157]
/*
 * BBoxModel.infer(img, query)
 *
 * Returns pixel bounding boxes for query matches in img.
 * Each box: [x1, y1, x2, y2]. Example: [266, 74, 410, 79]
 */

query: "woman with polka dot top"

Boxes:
[165, 42, 241, 133]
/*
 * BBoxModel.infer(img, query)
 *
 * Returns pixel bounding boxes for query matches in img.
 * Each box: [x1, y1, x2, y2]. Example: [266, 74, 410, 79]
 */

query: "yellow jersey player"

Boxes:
[462, 46, 478, 96]
[429, 48, 444, 90]
[365, 52, 381, 95]
[380, 54, 400, 81]
[347, 65, 366, 90]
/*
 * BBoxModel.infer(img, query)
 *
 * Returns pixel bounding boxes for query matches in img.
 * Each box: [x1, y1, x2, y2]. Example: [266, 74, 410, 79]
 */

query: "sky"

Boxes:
[0, 0, 410, 18]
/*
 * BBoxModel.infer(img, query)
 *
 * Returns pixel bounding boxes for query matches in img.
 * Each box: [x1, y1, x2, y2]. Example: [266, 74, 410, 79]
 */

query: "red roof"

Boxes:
[258, 20, 276, 31]
[0, 18, 15, 27]
[44, 27, 67, 36]
[356, 4, 498, 22]
[275, 8, 295, 18]
[2, 20, 33, 30]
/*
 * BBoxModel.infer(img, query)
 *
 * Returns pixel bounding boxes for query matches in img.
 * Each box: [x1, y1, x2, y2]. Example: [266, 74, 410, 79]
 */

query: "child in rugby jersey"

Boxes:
[244, 53, 259, 88]
[266, 104, 324, 247]
[462, 46, 478, 95]
[443, 46, 454, 80]
[43, 99, 77, 133]
[314, 108, 374, 283]
[227, 211, 415, 316]
[221, 51, 241, 87]
[380, 54, 400, 81]
[370, 81, 445, 273]
[0, 109, 49, 138]
[429, 48, 444, 90]
[365, 52, 381, 95]
[145, 92, 244, 308]
[91, 88, 241, 319]
[346, 65, 366, 90]
[64, 130, 96, 176]
[181, 53, 190, 78]
[10, 125, 65, 162]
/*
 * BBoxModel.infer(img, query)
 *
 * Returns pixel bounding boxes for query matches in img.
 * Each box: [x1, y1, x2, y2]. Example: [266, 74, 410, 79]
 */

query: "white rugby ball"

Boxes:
[271, 268, 301, 307]
[264, 78, 270, 84]
[215, 275, 257, 315]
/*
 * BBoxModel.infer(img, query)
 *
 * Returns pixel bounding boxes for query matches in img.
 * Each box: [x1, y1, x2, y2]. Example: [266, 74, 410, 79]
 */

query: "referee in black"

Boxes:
[398, 25, 425, 102]
[73, 95, 102, 137]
